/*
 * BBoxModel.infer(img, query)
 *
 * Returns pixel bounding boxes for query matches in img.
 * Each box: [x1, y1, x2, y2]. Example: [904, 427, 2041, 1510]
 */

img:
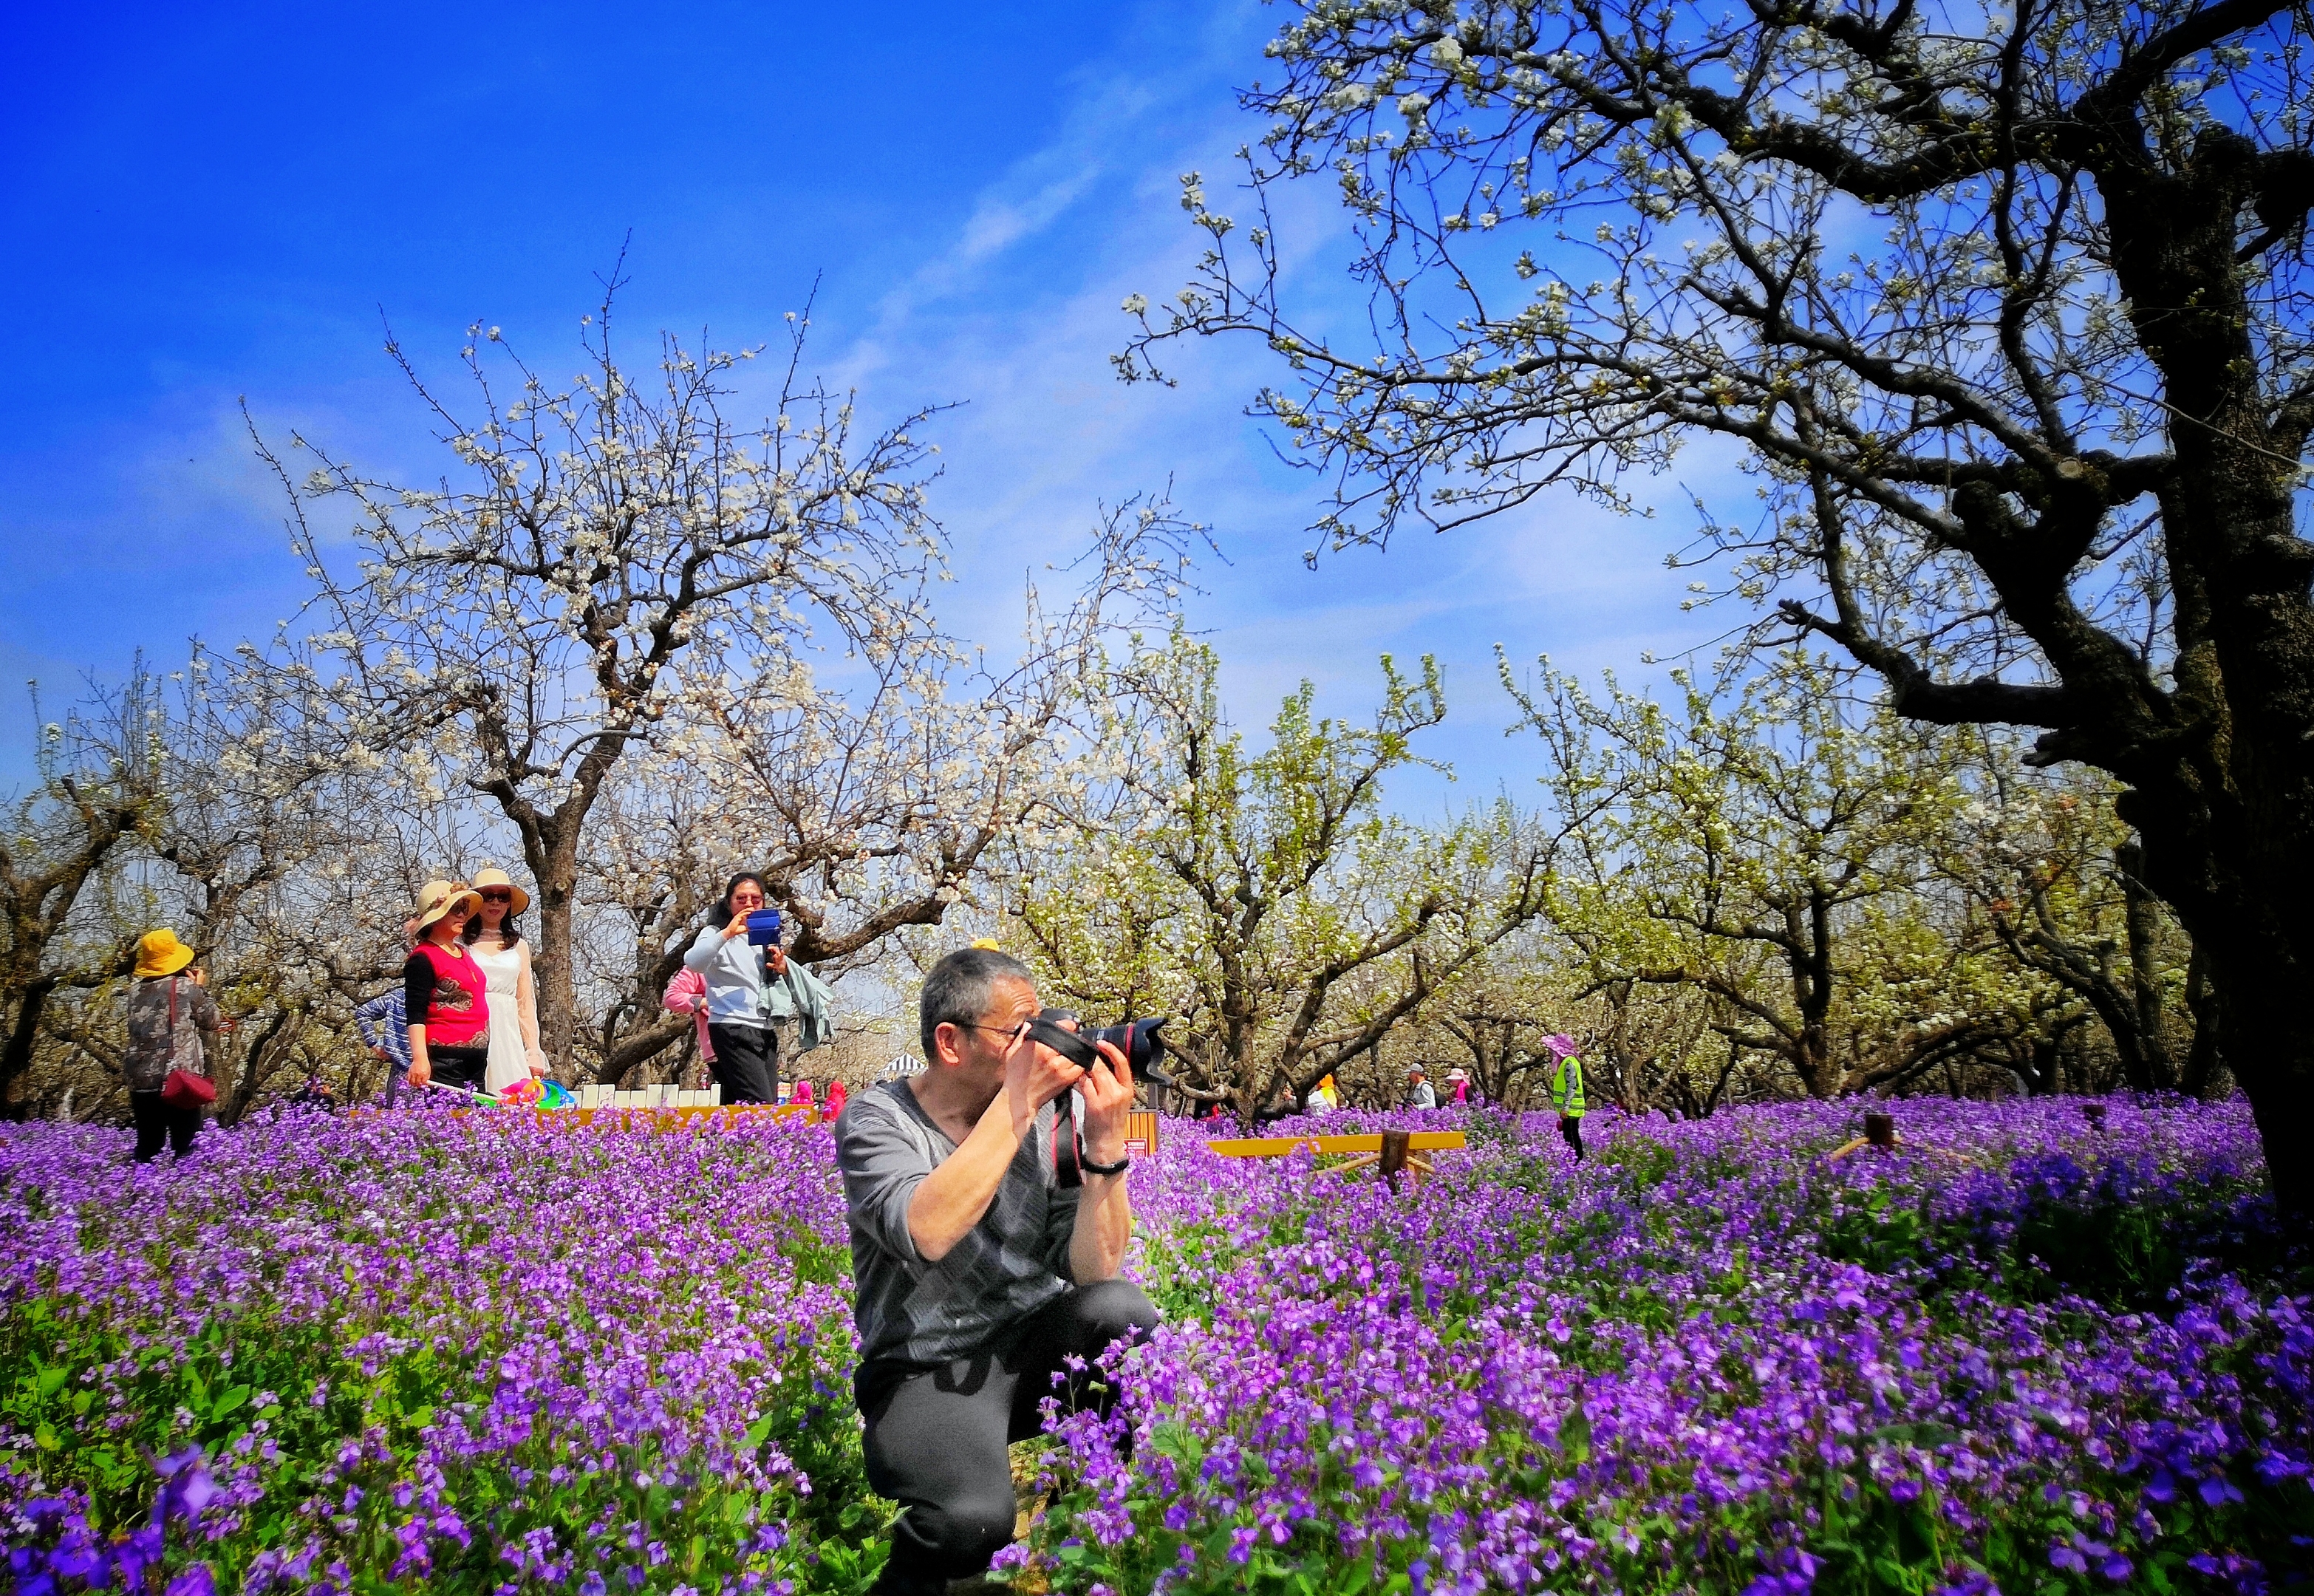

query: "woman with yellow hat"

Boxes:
[120, 930, 222, 1162]
[403, 881, 491, 1095]
[463, 865, 547, 1094]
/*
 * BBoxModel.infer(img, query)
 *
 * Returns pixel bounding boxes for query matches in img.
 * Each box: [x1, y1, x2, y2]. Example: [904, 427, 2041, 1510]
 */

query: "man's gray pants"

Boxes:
[859, 1280, 1159, 1595]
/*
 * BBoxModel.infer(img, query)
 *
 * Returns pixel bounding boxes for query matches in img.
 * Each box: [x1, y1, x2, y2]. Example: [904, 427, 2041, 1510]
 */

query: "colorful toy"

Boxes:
[491, 1076, 576, 1109]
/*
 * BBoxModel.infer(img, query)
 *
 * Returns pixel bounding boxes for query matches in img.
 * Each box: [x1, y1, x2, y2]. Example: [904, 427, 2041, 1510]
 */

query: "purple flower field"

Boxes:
[4, 1098, 2309, 1595]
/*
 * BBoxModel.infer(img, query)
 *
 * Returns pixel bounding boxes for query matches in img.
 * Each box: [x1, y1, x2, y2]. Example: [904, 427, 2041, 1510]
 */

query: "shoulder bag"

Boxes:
[158, 976, 219, 1111]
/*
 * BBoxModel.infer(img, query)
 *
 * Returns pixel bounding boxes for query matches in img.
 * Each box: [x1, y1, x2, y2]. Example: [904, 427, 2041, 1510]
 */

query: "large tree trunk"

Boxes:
[2182, 946, 2228, 1100]
[2115, 844, 2177, 1091]
[505, 799, 588, 1080]
[0, 976, 61, 1117]
[2136, 820, 2314, 1220]
[533, 854, 580, 1080]
[2071, 129, 2314, 1223]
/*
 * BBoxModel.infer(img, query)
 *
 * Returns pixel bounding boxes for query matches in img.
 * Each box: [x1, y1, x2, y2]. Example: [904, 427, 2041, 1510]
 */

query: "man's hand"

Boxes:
[1003, 1020, 1090, 1129]
[1068, 1037, 1137, 1283]
[1076, 1039, 1135, 1164]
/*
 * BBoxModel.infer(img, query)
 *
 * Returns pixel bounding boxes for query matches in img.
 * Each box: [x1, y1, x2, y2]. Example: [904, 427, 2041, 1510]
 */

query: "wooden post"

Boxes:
[1864, 1112, 1896, 1148]
[1379, 1128, 1412, 1192]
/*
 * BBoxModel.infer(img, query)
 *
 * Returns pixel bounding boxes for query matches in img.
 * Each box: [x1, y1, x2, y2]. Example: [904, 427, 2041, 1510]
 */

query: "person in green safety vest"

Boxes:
[1545, 1033, 1586, 1162]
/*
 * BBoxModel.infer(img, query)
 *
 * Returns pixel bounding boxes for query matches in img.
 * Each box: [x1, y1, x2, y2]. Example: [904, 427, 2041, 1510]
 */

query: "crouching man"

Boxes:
[836, 947, 1158, 1595]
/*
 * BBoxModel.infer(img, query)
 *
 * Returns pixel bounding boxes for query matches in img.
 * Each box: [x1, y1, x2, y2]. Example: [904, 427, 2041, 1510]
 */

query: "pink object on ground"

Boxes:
[661, 968, 714, 1062]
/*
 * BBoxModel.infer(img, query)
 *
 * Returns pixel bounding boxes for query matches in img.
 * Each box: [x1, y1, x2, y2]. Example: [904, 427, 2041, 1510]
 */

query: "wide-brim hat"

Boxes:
[1445, 1068, 1469, 1083]
[471, 865, 530, 915]
[134, 929, 196, 980]
[1543, 1033, 1580, 1058]
[414, 879, 483, 932]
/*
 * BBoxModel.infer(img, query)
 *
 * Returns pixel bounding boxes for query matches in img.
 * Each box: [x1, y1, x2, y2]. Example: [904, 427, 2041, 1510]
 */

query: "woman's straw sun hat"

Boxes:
[414, 880, 483, 932]
[471, 865, 530, 915]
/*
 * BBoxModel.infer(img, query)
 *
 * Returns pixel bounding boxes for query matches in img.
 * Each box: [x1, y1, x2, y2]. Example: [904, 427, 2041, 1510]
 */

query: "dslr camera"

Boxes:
[1022, 1011, 1171, 1082]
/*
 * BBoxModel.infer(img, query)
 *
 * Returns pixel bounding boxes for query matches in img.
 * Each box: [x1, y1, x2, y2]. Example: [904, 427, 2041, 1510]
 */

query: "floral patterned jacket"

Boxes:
[122, 975, 221, 1094]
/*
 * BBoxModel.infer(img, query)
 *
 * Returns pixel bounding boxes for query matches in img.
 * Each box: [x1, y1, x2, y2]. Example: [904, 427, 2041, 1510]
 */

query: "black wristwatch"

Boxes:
[1079, 1153, 1132, 1177]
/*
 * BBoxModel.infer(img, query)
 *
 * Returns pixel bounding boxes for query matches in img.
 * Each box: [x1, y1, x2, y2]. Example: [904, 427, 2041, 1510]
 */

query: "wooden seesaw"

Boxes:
[1204, 1128, 1467, 1190]
[1824, 1111, 1972, 1167]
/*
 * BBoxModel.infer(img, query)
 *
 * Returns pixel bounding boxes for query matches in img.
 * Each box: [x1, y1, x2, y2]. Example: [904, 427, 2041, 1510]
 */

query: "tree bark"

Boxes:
[2182, 944, 2228, 1100]
[0, 975, 61, 1119]
[2114, 843, 2176, 1091]
[2088, 144, 2314, 1218]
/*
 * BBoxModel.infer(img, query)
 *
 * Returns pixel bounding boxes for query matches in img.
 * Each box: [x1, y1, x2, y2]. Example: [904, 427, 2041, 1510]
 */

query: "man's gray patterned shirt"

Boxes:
[836, 1079, 1082, 1374]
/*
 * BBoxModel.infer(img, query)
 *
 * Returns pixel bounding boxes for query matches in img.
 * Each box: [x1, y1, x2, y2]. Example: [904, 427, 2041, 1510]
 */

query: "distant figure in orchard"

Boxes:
[463, 865, 548, 1095]
[1405, 1063, 1437, 1110]
[403, 881, 491, 1096]
[120, 930, 222, 1162]
[837, 947, 1156, 1595]
[1546, 1034, 1586, 1162]
[661, 964, 716, 1089]
[353, 985, 409, 1106]
[1447, 1066, 1470, 1106]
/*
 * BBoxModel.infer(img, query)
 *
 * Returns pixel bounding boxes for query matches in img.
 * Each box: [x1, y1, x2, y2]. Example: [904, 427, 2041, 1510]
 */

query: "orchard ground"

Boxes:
[2, 1097, 2308, 1595]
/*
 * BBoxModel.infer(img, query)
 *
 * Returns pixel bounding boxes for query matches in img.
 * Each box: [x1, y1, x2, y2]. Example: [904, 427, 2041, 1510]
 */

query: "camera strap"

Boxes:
[1051, 1091, 1085, 1190]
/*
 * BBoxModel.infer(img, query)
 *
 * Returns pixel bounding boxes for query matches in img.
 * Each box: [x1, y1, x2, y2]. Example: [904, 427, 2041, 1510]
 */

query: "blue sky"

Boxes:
[0, 0, 1729, 810]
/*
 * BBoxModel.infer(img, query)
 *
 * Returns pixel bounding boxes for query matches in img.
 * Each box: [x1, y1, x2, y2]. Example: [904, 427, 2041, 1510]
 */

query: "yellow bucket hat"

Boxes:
[471, 864, 530, 915]
[413, 879, 482, 933]
[134, 930, 196, 980]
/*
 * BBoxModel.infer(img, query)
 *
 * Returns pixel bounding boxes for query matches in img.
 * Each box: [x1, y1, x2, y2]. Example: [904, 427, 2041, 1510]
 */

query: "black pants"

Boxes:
[427, 1046, 491, 1094]
[130, 1091, 201, 1162]
[860, 1281, 1159, 1595]
[1560, 1114, 1586, 1161]
[705, 1022, 779, 1105]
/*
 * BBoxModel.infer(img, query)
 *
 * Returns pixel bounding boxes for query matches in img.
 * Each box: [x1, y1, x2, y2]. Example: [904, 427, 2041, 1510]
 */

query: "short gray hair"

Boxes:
[919, 947, 1034, 1062]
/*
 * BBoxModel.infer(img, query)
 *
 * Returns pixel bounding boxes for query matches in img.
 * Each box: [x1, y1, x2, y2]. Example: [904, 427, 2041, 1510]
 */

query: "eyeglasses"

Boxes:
[958, 1015, 1060, 1046]
[479, 890, 515, 903]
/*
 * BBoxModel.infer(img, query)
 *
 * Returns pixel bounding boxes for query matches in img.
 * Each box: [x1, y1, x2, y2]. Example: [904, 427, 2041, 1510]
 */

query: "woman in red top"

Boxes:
[403, 880, 492, 1095]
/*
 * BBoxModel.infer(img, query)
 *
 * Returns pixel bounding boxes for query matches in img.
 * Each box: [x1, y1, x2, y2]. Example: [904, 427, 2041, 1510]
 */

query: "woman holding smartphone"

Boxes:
[404, 880, 491, 1095]
[680, 872, 788, 1104]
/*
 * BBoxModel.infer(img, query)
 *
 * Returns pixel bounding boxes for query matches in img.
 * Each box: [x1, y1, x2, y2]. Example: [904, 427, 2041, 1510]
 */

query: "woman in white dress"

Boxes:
[463, 864, 547, 1094]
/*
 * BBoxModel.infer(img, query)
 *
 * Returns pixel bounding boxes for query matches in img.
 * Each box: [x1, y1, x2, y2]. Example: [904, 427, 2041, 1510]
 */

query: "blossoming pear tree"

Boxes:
[1007, 627, 1552, 1119]
[248, 290, 949, 1063]
[1514, 649, 2074, 1098]
[1119, 0, 2314, 1215]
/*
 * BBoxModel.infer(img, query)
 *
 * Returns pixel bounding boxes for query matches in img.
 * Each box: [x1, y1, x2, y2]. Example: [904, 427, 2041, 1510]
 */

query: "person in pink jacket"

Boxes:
[663, 966, 715, 1072]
